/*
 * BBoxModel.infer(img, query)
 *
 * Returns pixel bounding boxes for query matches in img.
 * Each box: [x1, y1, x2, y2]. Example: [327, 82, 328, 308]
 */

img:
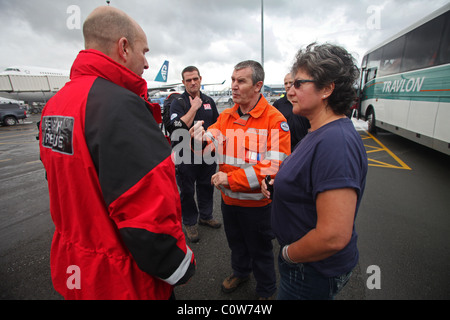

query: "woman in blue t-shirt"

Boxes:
[262, 43, 368, 300]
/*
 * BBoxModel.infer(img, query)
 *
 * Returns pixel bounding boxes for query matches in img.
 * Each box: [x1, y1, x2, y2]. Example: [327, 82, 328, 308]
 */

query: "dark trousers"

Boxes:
[221, 201, 276, 298]
[176, 162, 216, 226]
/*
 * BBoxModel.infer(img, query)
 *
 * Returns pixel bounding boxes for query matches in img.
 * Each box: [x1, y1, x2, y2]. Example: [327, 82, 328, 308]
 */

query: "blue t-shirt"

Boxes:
[271, 117, 368, 277]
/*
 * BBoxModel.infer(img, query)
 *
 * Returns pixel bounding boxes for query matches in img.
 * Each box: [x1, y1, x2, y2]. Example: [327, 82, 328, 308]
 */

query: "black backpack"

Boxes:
[161, 93, 188, 137]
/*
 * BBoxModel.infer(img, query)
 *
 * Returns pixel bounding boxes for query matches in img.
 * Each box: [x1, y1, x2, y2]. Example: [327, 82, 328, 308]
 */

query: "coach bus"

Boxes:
[358, 3, 450, 155]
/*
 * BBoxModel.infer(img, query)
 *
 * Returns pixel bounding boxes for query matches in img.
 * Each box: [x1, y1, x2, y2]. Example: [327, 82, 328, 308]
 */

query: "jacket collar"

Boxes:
[225, 94, 268, 119]
[70, 49, 148, 100]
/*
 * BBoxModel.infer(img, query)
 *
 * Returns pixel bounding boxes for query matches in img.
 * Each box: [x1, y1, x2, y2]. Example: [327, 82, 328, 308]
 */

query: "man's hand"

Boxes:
[181, 96, 203, 128]
[189, 96, 203, 111]
[211, 171, 229, 190]
[261, 176, 274, 199]
[189, 120, 205, 143]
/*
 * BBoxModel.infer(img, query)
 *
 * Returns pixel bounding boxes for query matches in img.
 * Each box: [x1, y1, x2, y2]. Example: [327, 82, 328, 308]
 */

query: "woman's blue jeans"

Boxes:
[277, 254, 353, 300]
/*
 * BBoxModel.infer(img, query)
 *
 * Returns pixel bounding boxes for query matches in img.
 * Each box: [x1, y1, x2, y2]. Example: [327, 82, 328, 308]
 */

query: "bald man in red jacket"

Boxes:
[39, 6, 195, 300]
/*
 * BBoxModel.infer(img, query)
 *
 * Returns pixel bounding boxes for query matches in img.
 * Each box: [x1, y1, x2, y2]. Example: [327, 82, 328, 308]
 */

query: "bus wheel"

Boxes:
[367, 108, 376, 134]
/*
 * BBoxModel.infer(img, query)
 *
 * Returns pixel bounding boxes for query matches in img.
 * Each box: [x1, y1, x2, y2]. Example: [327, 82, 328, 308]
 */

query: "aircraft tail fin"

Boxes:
[154, 60, 169, 82]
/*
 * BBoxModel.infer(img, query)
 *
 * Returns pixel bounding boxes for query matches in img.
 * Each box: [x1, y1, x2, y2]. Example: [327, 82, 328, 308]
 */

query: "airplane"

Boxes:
[147, 60, 184, 94]
[147, 60, 227, 106]
[0, 66, 70, 103]
[0, 62, 225, 105]
[154, 60, 169, 82]
[0, 66, 69, 76]
[0, 62, 178, 104]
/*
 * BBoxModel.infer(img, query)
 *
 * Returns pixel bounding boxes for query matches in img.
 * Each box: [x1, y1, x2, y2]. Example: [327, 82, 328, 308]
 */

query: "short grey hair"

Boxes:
[234, 60, 265, 85]
[83, 7, 138, 54]
[291, 43, 360, 115]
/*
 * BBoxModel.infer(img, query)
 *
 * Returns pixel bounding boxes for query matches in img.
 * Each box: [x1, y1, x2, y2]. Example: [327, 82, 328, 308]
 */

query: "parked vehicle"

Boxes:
[358, 4, 450, 155]
[0, 103, 27, 126]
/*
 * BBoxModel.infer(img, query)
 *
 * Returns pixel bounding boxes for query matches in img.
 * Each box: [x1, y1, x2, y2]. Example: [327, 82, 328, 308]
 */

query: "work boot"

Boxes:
[199, 218, 222, 229]
[185, 225, 199, 243]
[221, 274, 250, 293]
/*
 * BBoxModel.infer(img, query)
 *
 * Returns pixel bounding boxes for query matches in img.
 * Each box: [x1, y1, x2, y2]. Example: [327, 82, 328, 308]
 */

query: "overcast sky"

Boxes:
[0, 0, 449, 86]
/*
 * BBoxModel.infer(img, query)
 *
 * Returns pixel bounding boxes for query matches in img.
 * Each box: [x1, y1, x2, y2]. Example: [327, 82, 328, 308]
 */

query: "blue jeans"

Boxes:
[277, 254, 353, 300]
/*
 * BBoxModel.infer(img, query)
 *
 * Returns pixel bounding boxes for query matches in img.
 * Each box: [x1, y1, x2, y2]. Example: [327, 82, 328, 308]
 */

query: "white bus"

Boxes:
[358, 4, 450, 155]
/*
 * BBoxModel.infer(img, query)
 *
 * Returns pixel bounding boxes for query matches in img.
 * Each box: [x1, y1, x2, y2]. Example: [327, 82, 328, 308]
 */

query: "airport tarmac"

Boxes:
[1, 112, 449, 300]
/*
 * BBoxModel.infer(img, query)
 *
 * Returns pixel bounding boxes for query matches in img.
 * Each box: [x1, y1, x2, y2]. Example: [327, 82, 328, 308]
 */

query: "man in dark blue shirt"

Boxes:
[169, 66, 221, 242]
[273, 73, 310, 151]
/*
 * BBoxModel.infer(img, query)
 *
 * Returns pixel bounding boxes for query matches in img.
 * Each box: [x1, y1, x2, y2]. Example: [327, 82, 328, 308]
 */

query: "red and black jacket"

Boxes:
[40, 49, 194, 300]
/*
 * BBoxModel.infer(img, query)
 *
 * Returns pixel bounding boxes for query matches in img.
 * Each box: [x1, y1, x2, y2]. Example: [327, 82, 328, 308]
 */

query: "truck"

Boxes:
[0, 103, 27, 126]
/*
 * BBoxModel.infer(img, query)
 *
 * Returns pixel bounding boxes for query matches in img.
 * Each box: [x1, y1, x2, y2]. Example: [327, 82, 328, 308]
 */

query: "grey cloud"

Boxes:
[0, 0, 448, 81]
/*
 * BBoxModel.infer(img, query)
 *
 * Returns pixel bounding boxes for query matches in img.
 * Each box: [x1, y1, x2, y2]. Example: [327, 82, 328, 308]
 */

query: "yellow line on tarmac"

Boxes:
[0, 132, 34, 139]
[26, 160, 41, 165]
[366, 132, 411, 170]
[365, 144, 385, 154]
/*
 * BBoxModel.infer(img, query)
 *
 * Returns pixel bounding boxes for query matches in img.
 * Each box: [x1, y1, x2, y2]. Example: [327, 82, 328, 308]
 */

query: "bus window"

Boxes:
[367, 48, 382, 70]
[438, 12, 450, 65]
[401, 14, 446, 72]
[379, 36, 405, 77]
[361, 67, 377, 85]
[361, 55, 368, 69]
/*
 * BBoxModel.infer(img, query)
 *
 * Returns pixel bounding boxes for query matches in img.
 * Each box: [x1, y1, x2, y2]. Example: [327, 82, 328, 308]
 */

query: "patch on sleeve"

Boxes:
[41, 116, 74, 155]
[170, 113, 178, 121]
[280, 121, 290, 132]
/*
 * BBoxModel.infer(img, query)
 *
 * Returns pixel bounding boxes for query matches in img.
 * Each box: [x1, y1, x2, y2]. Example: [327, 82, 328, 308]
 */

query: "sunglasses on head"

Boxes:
[293, 79, 315, 89]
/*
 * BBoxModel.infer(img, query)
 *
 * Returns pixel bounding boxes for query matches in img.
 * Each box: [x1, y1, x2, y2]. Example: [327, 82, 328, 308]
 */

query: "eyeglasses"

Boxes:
[293, 79, 315, 89]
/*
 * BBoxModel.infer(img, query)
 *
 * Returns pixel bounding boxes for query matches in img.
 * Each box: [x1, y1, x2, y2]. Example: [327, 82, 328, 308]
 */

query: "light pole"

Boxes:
[261, 0, 265, 94]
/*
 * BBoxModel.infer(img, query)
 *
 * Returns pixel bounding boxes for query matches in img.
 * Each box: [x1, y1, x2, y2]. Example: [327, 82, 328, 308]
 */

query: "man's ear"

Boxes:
[255, 81, 264, 93]
[117, 37, 129, 63]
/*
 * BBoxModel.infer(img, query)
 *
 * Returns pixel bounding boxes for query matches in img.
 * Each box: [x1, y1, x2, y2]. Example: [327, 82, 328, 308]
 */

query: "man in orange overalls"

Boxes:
[191, 60, 291, 299]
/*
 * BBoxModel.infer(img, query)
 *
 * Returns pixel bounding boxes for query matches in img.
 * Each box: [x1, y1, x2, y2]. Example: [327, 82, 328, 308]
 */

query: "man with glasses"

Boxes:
[273, 73, 310, 152]
[170, 66, 221, 243]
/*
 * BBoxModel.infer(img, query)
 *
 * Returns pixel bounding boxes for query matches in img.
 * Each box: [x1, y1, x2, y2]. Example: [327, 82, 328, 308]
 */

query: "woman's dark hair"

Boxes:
[291, 43, 360, 115]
